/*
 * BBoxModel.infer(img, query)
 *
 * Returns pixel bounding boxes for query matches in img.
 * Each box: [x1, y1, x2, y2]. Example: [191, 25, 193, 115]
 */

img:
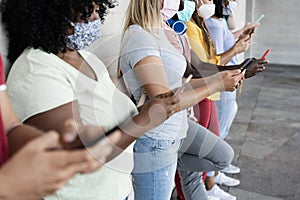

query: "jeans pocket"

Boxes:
[156, 140, 176, 150]
[133, 137, 155, 153]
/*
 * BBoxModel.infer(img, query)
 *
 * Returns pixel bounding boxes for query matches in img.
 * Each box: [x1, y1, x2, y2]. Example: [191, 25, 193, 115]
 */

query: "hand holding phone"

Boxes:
[60, 121, 123, 149]
[175, 74, 193, 95]
[241, 58, 254, 71]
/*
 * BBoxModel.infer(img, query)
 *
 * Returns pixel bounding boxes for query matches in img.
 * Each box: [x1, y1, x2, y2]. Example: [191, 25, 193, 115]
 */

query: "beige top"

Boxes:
[7, 48, 138, 200]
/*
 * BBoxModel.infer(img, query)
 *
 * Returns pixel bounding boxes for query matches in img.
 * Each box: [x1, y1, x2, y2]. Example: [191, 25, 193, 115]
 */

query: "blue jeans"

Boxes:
[132, 136, 182, 200]
[216, 91, 238, 139]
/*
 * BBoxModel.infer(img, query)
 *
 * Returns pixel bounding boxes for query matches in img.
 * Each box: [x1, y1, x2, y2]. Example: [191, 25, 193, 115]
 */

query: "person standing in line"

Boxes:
[204, 0, 260, 191]
[1, 0, 189, 199]
[0, 53, 103, 200]
[170, 0, 265, 199]
[120, 0, 248, 199]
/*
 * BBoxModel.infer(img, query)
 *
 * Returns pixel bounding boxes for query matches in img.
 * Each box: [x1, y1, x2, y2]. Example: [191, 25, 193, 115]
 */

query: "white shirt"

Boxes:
[7, 48, 138, 200]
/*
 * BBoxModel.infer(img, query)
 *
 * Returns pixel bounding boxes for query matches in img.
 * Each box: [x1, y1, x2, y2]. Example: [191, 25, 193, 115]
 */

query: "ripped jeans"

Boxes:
[132, 137, 182, 200]
[132, 120, 233, 200]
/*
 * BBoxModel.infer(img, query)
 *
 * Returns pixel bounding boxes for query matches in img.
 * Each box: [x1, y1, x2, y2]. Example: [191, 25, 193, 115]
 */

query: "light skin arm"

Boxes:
[133, 56, 243, 112]
[218, 34, 252, 65]
[0, 131, 99, 200]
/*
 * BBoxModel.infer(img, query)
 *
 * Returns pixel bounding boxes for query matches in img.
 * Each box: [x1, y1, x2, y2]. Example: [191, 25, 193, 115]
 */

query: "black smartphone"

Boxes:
[241, 58, 254, 71]
[82, 126, 120, 148]
[60, 125, 121, 150]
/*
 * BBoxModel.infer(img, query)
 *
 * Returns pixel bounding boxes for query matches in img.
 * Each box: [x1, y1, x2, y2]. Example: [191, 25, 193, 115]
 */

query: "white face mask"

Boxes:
[229, 1, 238, 10]
[161, 0, 180, 21]
[223, 1, 238, 16]
[198, 0, 215, 19]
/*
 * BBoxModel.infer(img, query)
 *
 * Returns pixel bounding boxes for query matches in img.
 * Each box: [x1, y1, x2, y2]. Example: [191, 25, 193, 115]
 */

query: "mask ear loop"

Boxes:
[64, 17, 75, 27]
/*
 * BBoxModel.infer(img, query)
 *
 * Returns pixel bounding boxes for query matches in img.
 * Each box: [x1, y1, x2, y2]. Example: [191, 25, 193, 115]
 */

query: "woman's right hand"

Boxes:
[137, 92, 181, 128]
[215, 69, 244, 92]
[234, 34, 252, 54]
[0, 131, 100, 200]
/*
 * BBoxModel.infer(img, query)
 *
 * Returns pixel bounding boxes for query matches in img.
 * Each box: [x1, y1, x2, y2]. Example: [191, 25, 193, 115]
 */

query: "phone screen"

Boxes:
[241, 58, 254, 71]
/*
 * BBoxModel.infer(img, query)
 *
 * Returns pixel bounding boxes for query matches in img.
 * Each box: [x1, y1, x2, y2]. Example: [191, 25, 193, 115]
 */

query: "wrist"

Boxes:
[207, 79, 220, 95]
[232, 44, 240, 55]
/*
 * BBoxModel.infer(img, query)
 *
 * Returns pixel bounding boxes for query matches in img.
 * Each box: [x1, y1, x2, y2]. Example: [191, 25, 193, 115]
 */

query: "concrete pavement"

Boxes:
[227, 64, 300, 200]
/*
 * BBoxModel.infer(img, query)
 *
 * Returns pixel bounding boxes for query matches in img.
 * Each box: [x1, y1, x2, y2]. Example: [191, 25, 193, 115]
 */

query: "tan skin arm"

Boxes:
[219, 23, 260, 65]
[218, 34, 252, 65]
[133, 56, 243, 112]
[25, 94, 181, 163]
[60, 94, 180, 162]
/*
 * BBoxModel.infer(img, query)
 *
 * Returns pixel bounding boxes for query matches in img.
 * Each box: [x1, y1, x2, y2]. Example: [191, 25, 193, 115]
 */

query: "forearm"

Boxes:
[95, 110, 170, 162]
[190, 50, 219, 77]
[7, 125, 43, 155]
[217, 64, 241, 72]
[218, 46, 238, 65]
[191, 60, 220, 77]
[189, 73, 217, 89]
[178, 80, 220, 110]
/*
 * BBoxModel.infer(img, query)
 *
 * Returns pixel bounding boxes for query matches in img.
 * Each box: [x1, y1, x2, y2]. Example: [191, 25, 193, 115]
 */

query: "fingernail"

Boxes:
[64, 132, 77, 142]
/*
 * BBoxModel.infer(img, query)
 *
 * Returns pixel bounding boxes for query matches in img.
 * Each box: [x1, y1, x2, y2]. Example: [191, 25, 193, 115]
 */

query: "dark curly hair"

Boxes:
[0, 0, 116, 64]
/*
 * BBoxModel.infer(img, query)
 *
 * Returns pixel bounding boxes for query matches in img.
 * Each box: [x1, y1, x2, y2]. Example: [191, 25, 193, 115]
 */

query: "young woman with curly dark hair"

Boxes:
[0, 0, 185, 199]
[1, 0, 116, 65]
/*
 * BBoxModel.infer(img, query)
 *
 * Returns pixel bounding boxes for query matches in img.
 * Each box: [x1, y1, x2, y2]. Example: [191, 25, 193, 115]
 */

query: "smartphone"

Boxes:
[82, 126, 120, 148]
[260, 49, 270, 60]
[175, 74, 193, 95]
[241, 58, 254, 71]
[255, 14, 265, 23]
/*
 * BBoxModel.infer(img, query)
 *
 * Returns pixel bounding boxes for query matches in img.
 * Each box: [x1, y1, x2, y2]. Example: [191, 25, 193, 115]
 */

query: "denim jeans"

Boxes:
[216, 91, 238, 139]
[132, 136, 182, 200]
[132, 120, 233, 200]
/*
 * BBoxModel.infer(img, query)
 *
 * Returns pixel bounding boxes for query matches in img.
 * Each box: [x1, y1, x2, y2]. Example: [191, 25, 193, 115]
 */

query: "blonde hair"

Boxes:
[123, 0, 163, 33]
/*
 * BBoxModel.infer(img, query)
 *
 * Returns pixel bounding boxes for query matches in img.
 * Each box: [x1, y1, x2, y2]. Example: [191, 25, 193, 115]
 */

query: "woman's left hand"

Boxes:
[242, 58, 268, 79]
[241, 22, 260, 38]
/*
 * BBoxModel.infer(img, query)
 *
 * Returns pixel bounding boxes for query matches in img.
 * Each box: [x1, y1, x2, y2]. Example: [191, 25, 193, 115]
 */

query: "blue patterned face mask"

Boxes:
[66, 18, 102, 50]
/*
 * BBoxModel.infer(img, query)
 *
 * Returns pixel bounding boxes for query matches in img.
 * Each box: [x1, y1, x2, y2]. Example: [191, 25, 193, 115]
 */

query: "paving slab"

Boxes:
[228, 64, 300, 200]
[229, 188, 284, 200]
